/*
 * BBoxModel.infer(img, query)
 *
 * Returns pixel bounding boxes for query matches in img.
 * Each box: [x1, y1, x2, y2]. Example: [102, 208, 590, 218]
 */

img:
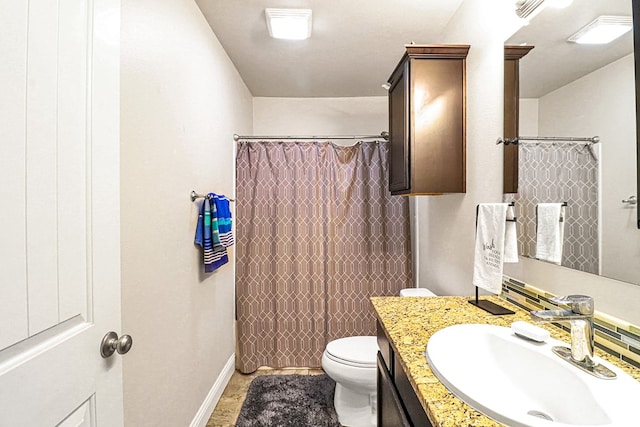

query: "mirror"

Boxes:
[504, 0, 640, 285]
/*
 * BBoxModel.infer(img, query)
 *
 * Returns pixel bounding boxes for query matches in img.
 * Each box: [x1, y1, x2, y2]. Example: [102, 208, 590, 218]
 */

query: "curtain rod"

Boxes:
[496, 136, 600, 146]
[233, 131, 389, 142]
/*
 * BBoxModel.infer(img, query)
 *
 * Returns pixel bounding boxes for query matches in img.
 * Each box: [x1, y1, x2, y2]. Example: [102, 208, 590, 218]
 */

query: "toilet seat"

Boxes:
[325, 336, 377, 368]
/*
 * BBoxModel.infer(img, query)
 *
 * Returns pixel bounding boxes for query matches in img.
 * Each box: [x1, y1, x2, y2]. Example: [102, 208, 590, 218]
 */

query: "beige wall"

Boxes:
[253, 96, 388, 146]
[120, 0, 252, 425]
[519, 98, 539, 136]
[414, 0, 512, 297]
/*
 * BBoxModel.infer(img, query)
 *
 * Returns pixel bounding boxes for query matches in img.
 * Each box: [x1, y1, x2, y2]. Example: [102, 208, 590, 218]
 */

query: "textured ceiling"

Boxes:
[196, 0, 634, 99]
[195, 0, 464, 97]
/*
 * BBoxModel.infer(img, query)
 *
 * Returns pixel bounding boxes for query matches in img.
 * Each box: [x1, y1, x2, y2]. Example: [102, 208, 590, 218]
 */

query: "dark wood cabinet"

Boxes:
[387, 45, 469, 195]
[376, 321, 433, 427]
[503, 45, 534, 194]
[377, 353, 411, 427]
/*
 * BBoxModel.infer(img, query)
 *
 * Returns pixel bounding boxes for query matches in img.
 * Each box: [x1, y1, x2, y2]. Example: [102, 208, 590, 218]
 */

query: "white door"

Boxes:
[0, 0, 124, 425]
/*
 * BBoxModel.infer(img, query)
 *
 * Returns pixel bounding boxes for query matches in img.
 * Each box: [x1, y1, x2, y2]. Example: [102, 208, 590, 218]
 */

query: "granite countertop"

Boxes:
[371, 296, 640, 427]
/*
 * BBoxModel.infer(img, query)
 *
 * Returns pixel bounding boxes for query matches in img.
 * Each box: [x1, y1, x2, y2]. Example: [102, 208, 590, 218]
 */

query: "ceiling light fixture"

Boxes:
[265, 8, 312, 40]
[515, 0, 545, 19]
[568, 16, 633, 45]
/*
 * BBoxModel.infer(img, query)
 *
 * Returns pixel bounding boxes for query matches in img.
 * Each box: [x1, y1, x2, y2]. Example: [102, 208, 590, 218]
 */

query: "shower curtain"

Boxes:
[506, 143, 598, 273]
[235, 140, 412, 373]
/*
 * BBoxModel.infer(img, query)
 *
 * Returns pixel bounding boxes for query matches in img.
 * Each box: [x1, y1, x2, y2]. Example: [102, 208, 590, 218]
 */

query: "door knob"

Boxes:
[622, 195, 637, 205]
[101, 331, 133, 358]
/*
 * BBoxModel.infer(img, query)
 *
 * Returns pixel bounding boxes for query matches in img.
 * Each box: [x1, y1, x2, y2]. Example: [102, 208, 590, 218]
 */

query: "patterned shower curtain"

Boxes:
[505, 143, 599, 273]
[235, 140, 412, 373]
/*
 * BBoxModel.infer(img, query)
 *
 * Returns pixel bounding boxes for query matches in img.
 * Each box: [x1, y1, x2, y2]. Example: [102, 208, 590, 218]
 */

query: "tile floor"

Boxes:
[206, 367, 326, 427]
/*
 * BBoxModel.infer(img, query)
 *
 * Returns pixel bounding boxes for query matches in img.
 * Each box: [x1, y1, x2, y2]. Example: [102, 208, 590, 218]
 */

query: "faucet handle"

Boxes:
[549, 295, 594, 315]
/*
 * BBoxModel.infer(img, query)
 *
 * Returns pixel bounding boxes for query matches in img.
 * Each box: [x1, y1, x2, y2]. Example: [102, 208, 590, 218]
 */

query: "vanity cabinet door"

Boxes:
[377, 321, 433, 427]
[387, 44, 469, 195]
[377, 320, 393, 375]
[377, 352, 411, 427]
[394, 355, 432, 427]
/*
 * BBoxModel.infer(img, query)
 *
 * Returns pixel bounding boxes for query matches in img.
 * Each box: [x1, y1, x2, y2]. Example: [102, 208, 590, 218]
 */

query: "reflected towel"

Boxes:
[472, 203, 509, 294]
[535, 203, 565, 264]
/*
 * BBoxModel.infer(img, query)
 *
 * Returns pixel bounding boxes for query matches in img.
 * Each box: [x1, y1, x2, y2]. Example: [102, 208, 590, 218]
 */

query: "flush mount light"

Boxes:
[265, 8, 312, 40]
[515, 0, 545, 19]
[568, 16, 632, 44]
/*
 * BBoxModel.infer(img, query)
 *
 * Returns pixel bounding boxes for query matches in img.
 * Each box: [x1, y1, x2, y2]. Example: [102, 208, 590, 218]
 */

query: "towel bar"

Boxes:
[190, 190, 235, 202]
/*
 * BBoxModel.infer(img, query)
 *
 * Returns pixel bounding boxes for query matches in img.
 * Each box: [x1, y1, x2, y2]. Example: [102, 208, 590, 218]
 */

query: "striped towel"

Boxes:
[195, 196, 228, 272]
[209, 197, 229, 271]
[213, 194, 234, 247]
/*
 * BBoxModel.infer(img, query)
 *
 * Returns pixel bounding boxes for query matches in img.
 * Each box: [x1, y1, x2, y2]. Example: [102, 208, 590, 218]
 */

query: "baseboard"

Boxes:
[189, 353, 236, 427]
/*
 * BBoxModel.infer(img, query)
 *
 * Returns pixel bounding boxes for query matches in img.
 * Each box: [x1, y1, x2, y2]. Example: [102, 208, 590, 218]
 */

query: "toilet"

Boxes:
[399, 287, 437, 297]
[322, 287, 437, 427]
[322, 336, 378, 427]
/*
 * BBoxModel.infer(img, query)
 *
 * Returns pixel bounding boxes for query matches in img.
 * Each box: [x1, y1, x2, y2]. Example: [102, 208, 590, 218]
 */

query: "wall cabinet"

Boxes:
[503, 45, 534, 194]
[377, 321, 433, 427]
[387, 45, 469, 195]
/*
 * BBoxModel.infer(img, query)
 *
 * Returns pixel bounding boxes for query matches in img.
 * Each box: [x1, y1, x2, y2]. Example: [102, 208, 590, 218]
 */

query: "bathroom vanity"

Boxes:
[372, 296, 640, 426]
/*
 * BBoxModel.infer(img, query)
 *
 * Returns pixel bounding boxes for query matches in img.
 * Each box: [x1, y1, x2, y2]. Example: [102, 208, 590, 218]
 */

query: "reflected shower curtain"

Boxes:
[506, 143, 598, 273]
[235, 140, 412, 373]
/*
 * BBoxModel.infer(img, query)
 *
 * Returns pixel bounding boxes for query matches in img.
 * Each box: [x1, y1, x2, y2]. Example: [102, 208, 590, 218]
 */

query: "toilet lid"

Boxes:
[325, 336, 377, 367]
[400, 288, 436, 297]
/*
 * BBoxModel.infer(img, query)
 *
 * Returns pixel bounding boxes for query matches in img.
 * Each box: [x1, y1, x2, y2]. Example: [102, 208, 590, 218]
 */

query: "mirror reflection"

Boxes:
[504, 0, 639, 285]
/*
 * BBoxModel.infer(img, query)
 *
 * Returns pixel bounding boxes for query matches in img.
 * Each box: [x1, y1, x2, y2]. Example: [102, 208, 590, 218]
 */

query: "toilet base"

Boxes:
[333, 383, 377, 427]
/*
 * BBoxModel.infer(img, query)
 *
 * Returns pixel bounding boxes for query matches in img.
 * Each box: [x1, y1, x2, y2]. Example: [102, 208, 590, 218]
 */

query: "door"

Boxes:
[0, 0, 124, 425]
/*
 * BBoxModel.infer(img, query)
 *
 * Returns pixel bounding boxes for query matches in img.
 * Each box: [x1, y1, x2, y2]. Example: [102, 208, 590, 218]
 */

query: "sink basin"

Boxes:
[426, 324, 640, 426]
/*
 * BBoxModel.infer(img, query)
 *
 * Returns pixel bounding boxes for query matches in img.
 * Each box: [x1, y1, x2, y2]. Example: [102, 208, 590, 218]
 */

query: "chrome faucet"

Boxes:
[531, 295, 616, 379]
[531, 295, 594, 364]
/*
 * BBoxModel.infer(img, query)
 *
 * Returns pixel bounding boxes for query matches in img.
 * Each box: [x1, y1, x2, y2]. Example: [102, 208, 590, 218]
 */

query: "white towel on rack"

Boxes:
[535, 203, 565, 264]
[504, 205, 519, 263]
[472, 203, 509, 294]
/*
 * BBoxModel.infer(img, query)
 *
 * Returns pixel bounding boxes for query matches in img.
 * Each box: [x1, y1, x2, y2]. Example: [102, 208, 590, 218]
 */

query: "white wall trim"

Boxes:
[189, 353, 235, 427]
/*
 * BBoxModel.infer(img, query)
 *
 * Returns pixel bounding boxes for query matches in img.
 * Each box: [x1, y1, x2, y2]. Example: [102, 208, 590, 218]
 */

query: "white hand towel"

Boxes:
[472, 203, 509, 294]
[535, 203, 565, 264]
[504, 205, 519, 263]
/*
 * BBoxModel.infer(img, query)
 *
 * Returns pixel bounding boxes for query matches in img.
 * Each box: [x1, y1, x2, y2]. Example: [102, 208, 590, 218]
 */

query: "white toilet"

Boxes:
[399, 287, 436, 297]
[322, 336, 378, 427]
[322, 287, 437, 427]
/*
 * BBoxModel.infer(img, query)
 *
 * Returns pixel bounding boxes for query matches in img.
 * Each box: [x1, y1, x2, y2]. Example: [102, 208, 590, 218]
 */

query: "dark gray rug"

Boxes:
[235, 374, 341, 427]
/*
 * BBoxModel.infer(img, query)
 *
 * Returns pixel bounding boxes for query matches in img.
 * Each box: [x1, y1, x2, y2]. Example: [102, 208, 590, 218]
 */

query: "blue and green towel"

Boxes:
[213, 194, 234, 247]
[194, 193, 234, 272]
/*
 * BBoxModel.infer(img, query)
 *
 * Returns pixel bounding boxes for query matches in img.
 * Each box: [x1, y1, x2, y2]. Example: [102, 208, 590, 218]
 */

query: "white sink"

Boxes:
[426, 324, 640, 427]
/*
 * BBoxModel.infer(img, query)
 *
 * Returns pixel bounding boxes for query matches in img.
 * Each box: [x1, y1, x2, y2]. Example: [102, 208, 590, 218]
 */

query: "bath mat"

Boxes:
[235, 374, 341, 427]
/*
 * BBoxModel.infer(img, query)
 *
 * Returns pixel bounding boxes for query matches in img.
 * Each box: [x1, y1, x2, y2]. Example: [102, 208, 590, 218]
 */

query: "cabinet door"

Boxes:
[388, 62, 410, 193]
[377, 352, 411, 427]
[394, 354, 433, 426]
[410, 58, 465, 194]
